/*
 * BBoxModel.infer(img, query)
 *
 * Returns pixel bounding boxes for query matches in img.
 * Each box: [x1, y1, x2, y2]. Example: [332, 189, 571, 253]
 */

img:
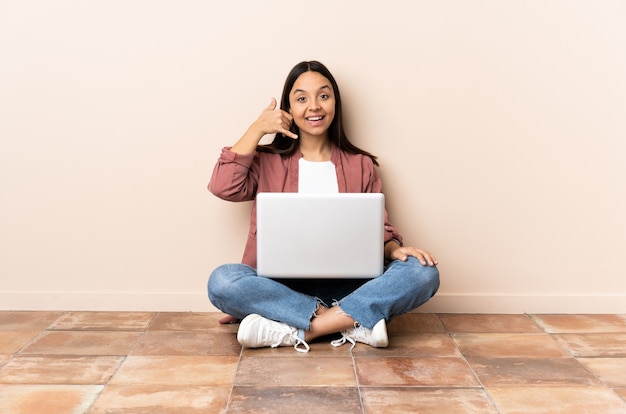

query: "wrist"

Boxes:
[384, 239, 401, 260]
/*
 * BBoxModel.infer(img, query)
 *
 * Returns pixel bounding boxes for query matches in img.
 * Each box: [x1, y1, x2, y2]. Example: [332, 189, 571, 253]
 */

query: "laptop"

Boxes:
[256, 192, 385, 278]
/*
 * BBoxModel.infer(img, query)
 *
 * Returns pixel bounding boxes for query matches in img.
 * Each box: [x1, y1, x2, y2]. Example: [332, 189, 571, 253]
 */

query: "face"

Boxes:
[288, 71, 336, 139]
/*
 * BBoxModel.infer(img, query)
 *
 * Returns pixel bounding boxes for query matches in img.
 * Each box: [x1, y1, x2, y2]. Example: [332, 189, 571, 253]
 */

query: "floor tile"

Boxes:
[487, 386, 626, 414]
[387, 313, 446, 334]
[0, 384, 103, 414]
[110, 355, 238, 386]
[149, 312, 238, 333]
[228, 386, 361, 413]
[89, 384, 230, 414]
[0, 355, 123, 385]
[0, 331, 41, 354]
[452, 333, 570, 358]
[132, 331, 241, 356]
[578, 358, 626, 387]
[0, 311, 63, 331]
[49, 311, 156, 331]
[438, 314, 543, 333]
[235, 356, 356, 387]
[361, 387, 499, 414]
[468, 357, 601, 387]
[531, 314, 626, 333]
[352, 333, 461, 357]
[20, 331, 142, 356]
[356, 357, 479, 387]
[553, 333, 626, 357]
[3, 311, 625, 412]
[0, 355, 11, 366]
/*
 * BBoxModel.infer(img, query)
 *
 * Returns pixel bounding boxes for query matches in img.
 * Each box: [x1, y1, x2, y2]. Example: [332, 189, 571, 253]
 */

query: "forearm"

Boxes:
[231, 123, 265, 154]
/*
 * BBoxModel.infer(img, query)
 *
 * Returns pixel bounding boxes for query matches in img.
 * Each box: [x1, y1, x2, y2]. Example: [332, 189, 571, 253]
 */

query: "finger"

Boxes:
[407, 248, 428, 266]
[422, 252, 437, 266]
[280, 115, 291, 130]
[265, 97, 277, 111]
[281, 110, 293, 121]
[279, 113, 297, 139]
[422, 250, 438, 266]
[281, 128, 298, 139]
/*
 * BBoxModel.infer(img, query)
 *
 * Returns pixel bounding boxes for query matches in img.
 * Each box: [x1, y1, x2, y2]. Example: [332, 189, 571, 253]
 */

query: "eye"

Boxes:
[297, 96, 306, 103]
[320, 93, 330, 100]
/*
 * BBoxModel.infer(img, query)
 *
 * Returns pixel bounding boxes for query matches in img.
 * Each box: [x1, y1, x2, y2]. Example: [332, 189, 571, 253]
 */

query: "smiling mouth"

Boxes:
[306, 116, 324, 121]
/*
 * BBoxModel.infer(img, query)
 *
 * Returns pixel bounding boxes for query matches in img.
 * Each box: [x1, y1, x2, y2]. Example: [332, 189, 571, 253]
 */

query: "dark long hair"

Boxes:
[257, 61, 378, 166]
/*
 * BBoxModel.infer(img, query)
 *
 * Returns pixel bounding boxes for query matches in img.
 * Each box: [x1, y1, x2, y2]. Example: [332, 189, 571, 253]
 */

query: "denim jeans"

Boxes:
[208, 256, 439, 330]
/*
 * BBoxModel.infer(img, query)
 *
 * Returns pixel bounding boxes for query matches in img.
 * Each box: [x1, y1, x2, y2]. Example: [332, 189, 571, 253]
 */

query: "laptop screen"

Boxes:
[256, 193, 384, 278]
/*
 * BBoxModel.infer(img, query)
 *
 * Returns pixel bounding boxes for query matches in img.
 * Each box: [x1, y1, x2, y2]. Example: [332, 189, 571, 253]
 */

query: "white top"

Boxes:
[298, 158, 339, 193]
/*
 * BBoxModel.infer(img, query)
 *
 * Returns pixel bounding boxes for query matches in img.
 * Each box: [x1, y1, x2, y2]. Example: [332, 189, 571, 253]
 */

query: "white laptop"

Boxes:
[256, 192, 385, 278]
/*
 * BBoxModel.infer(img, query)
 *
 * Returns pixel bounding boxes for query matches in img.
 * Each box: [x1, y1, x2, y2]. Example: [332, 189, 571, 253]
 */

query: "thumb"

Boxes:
[265, 97, 277, 111]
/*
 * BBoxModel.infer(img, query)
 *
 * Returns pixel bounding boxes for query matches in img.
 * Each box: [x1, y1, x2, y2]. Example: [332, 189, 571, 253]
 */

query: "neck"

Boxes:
[299, 135, 332, 162]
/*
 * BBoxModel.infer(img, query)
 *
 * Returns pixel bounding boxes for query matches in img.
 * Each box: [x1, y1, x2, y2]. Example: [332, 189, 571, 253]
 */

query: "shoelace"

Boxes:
[330, 322, 370, 350]
[269, 329, 310, 353]
[293, 336, 311, 353]
[330, 333, 356, 350]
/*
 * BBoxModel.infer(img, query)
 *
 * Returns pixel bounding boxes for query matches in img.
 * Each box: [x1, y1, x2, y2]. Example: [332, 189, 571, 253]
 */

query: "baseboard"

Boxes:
[416, 293, 626, 314]
[0, 291, 219, 312]
[1, 291, 625, 313]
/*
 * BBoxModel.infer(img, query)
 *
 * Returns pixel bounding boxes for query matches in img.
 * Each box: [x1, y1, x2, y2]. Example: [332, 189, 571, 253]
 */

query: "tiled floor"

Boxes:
[1, 312, 626, 413]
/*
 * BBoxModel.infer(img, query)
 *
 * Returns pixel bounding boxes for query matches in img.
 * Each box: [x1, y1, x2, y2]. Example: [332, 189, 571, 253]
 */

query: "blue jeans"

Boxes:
[208, 256, 439, 330]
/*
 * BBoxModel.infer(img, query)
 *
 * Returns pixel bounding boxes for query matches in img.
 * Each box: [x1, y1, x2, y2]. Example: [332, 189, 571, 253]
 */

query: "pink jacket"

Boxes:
[208, 145, 404, 268]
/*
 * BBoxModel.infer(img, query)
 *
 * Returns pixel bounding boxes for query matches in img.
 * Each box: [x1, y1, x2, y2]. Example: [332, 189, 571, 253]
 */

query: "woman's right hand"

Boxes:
[253, 98, 298, 139]
[230, 98, 298, 154]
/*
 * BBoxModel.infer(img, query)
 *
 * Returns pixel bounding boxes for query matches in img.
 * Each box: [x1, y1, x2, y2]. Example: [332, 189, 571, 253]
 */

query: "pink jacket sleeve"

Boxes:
[208, 147, 259, 202]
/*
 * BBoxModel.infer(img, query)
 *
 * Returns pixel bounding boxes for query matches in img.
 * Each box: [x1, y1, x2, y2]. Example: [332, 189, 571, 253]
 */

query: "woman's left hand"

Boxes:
[390, 246, 438, 266]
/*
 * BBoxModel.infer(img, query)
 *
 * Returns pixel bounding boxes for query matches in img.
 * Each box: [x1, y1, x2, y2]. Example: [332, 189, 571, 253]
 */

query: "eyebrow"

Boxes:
[292, 85, 331, 94]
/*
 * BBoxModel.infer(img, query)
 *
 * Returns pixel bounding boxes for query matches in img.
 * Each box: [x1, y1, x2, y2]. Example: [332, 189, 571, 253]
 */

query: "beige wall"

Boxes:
[1, 1, 625, 312]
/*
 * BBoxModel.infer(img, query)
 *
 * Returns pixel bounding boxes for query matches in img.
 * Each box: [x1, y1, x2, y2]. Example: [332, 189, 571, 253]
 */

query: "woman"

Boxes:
[208, 61, 439, 353]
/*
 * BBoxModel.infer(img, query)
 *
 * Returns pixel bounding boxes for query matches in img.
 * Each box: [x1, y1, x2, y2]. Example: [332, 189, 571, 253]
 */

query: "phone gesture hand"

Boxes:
[257, 98, 298, 139]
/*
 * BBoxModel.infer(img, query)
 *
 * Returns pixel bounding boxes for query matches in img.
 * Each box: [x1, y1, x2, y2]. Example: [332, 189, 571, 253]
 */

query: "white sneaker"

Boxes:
[237, 314, 310, 353]
[330, 319, 388, 349]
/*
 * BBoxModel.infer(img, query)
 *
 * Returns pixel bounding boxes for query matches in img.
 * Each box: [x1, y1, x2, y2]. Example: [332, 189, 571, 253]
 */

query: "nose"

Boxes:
[309, 98, 321, 110]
